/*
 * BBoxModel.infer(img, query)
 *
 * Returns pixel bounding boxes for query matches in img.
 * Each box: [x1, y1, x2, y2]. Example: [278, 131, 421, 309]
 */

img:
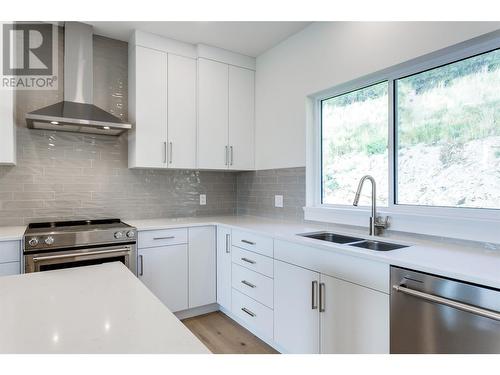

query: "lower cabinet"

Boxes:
[138, 244, 188, 312]
[0, 262, 20, 277]
[273, 259, 389, 354]
[216, 226, 232, 311]
[274, 259, 320, 354]
[138, 226, 216, 313]
[188, 226, 216, 308]
[0, 240, 21, 277]
[320, 274, 389, 354]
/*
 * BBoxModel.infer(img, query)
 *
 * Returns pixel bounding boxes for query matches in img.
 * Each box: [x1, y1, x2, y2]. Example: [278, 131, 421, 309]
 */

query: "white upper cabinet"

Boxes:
[0, 88, 15, 165]
[129, 42, 197, 169]
[197, 58, 229, 170]
[228, 66, 255, 170]
[128, 31, 255, 171]
[128, 45, 168, 168]
[198, 59, 255, 170]
[167, 54, 197, 169]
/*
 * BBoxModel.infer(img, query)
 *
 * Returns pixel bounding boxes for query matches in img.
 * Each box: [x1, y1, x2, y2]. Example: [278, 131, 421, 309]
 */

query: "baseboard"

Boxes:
[175, 303, 219, 320]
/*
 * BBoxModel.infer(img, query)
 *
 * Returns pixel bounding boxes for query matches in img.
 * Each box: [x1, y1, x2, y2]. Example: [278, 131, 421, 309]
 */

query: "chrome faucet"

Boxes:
[353, 175, 389, 236]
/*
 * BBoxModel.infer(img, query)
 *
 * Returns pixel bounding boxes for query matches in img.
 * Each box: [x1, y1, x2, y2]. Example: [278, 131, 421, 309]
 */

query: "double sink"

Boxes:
[300, 232, 408, 251]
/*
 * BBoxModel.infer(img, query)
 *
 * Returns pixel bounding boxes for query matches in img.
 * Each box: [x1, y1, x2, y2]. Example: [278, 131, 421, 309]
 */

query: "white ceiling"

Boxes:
[86, 21, 311, 57]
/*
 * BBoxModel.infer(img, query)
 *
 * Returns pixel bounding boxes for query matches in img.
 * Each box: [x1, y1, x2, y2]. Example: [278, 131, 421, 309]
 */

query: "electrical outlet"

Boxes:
[274, 195, 283, 208]
[199, 194, 206, 205]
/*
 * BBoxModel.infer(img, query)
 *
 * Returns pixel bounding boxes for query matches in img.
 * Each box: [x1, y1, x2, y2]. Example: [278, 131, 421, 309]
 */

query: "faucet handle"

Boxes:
[374, 216, 389, 229]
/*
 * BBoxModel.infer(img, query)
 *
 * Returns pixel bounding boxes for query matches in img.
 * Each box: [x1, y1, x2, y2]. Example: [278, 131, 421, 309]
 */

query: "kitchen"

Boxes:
[0, 2, 500, 373]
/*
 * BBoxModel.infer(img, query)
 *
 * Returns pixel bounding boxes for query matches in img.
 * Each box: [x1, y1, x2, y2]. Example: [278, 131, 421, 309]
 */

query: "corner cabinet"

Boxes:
[198, 58, 255, 170]
[128, 45, 196, 169]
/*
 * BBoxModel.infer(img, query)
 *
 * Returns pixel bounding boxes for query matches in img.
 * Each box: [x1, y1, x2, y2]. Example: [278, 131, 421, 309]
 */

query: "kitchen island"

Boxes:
[0, 262, 210, 353]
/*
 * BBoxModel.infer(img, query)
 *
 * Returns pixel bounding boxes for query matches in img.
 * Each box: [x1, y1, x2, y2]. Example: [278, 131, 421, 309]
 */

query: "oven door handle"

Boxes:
[32, 247, 131, 262]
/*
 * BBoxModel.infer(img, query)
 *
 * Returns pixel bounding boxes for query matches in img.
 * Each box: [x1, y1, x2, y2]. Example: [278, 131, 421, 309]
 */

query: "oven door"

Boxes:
[24, 244, 137, 275]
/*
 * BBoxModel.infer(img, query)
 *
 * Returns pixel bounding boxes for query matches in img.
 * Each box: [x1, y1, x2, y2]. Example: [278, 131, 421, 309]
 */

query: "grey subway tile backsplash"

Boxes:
[0, 31, 307, 225]
[236, 167, 306, 222]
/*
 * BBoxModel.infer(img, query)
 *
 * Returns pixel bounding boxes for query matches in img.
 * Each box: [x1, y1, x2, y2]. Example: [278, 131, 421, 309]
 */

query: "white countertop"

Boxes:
[0, 226, 25, 241]
[0, 262, 210, 354]
[127, 216, 500, 290]
[2, 215, 500, 289]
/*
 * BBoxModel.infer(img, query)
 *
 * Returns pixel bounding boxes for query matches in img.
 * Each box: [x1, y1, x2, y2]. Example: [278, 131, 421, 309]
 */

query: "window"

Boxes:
[396, 49, 500, 210]
[321, 82, 388, 206]
[310, 33, 500, 241]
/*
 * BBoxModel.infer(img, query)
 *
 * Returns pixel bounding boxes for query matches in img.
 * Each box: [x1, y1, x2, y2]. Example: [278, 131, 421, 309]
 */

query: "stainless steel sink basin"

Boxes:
[300, 232, 365, 244]
[349, 240, 408, 251]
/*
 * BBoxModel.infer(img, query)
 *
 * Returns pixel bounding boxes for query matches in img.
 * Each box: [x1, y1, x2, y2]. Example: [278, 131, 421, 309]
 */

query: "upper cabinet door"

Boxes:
[0, 88, 15, 165]
[197, 58, 229, 170]
[228, 66, 255, 170]
[129, 46, 167, 168]
[167, 54, 197, 169]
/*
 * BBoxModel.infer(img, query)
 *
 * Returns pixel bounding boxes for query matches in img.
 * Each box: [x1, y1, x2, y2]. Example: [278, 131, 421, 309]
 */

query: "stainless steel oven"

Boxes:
[24, 244, 136, 273]
[23, 219, 137, 275]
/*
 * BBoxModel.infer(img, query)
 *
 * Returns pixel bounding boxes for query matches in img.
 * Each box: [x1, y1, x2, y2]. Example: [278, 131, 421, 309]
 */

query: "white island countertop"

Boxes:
[0, 262, 210, 354]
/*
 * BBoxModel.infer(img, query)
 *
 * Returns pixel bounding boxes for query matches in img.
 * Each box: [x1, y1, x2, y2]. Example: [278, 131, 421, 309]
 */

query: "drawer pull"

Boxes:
[241, 239, 256, 245]
[241, 280, 256, 288]
[241, 307, 256, 317]
[241, 257, 256, 264]
[153, 236, 175, 240]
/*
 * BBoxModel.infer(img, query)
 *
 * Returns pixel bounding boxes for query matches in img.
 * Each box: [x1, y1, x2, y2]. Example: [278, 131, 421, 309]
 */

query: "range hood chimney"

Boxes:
[25, 22, 131, 136]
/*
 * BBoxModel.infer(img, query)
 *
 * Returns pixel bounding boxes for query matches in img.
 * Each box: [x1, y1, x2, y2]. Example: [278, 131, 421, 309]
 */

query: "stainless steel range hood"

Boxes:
[25, 22, 131, 136]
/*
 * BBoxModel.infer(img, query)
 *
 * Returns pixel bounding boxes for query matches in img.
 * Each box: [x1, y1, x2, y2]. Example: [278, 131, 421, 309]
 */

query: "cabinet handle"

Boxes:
[241, 280, 256, 288]
[319, 282, 325, 312]
[241, 257, 256, 264]
[153, 236, 175, 240]
[225, 233, 230, 254]
[241, 239, 255, 245]
[169, 141, 173, 164]
[230, 146, 233, 166]
[312, 280, 318, 310]
[224, 145, 228, 166]
[241, 307, 256, 317]
[163, 141, 167, 164]
[139, 255, 144, 276]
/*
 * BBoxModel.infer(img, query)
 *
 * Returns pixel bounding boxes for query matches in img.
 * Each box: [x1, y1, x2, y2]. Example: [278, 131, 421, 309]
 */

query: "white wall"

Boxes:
[255, 21, 500, 170]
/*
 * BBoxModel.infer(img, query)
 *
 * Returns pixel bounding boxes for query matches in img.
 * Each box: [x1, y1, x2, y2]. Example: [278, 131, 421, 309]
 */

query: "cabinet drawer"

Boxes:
[138, 228, 188, 248]
[0, 241, 20, 263]
[232, 246, 273, 278]
[232, 263, 273, 308]
[231, 229, 273, 257]
[232, 289, 273, 342]
[0, 262, 20, 277]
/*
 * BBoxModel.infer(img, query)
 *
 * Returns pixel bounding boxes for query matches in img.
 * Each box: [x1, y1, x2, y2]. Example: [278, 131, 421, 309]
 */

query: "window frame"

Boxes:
[305, 30, 500, 243]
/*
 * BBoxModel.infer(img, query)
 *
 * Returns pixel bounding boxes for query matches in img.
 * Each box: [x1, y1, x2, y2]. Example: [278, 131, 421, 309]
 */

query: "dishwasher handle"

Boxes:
[393, 284, 500, 322]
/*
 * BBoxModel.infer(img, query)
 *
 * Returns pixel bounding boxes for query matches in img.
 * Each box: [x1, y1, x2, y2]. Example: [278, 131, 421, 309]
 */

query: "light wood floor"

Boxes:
[182, 311, 279, 354]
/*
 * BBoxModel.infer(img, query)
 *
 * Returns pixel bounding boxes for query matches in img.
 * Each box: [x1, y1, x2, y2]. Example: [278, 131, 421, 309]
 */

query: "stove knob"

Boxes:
[126, 230, 135, 238]
[114, 231, 123, 239]
[44, 236, 54, 245]
[28, 237, 39, 247]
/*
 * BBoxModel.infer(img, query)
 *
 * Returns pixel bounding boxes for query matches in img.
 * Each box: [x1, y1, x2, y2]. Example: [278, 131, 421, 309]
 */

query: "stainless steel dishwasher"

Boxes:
[390, 266, 500, 353]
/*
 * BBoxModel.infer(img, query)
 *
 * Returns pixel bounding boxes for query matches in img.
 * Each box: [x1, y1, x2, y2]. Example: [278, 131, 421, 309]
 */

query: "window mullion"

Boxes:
[388, 79, 396, 210]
